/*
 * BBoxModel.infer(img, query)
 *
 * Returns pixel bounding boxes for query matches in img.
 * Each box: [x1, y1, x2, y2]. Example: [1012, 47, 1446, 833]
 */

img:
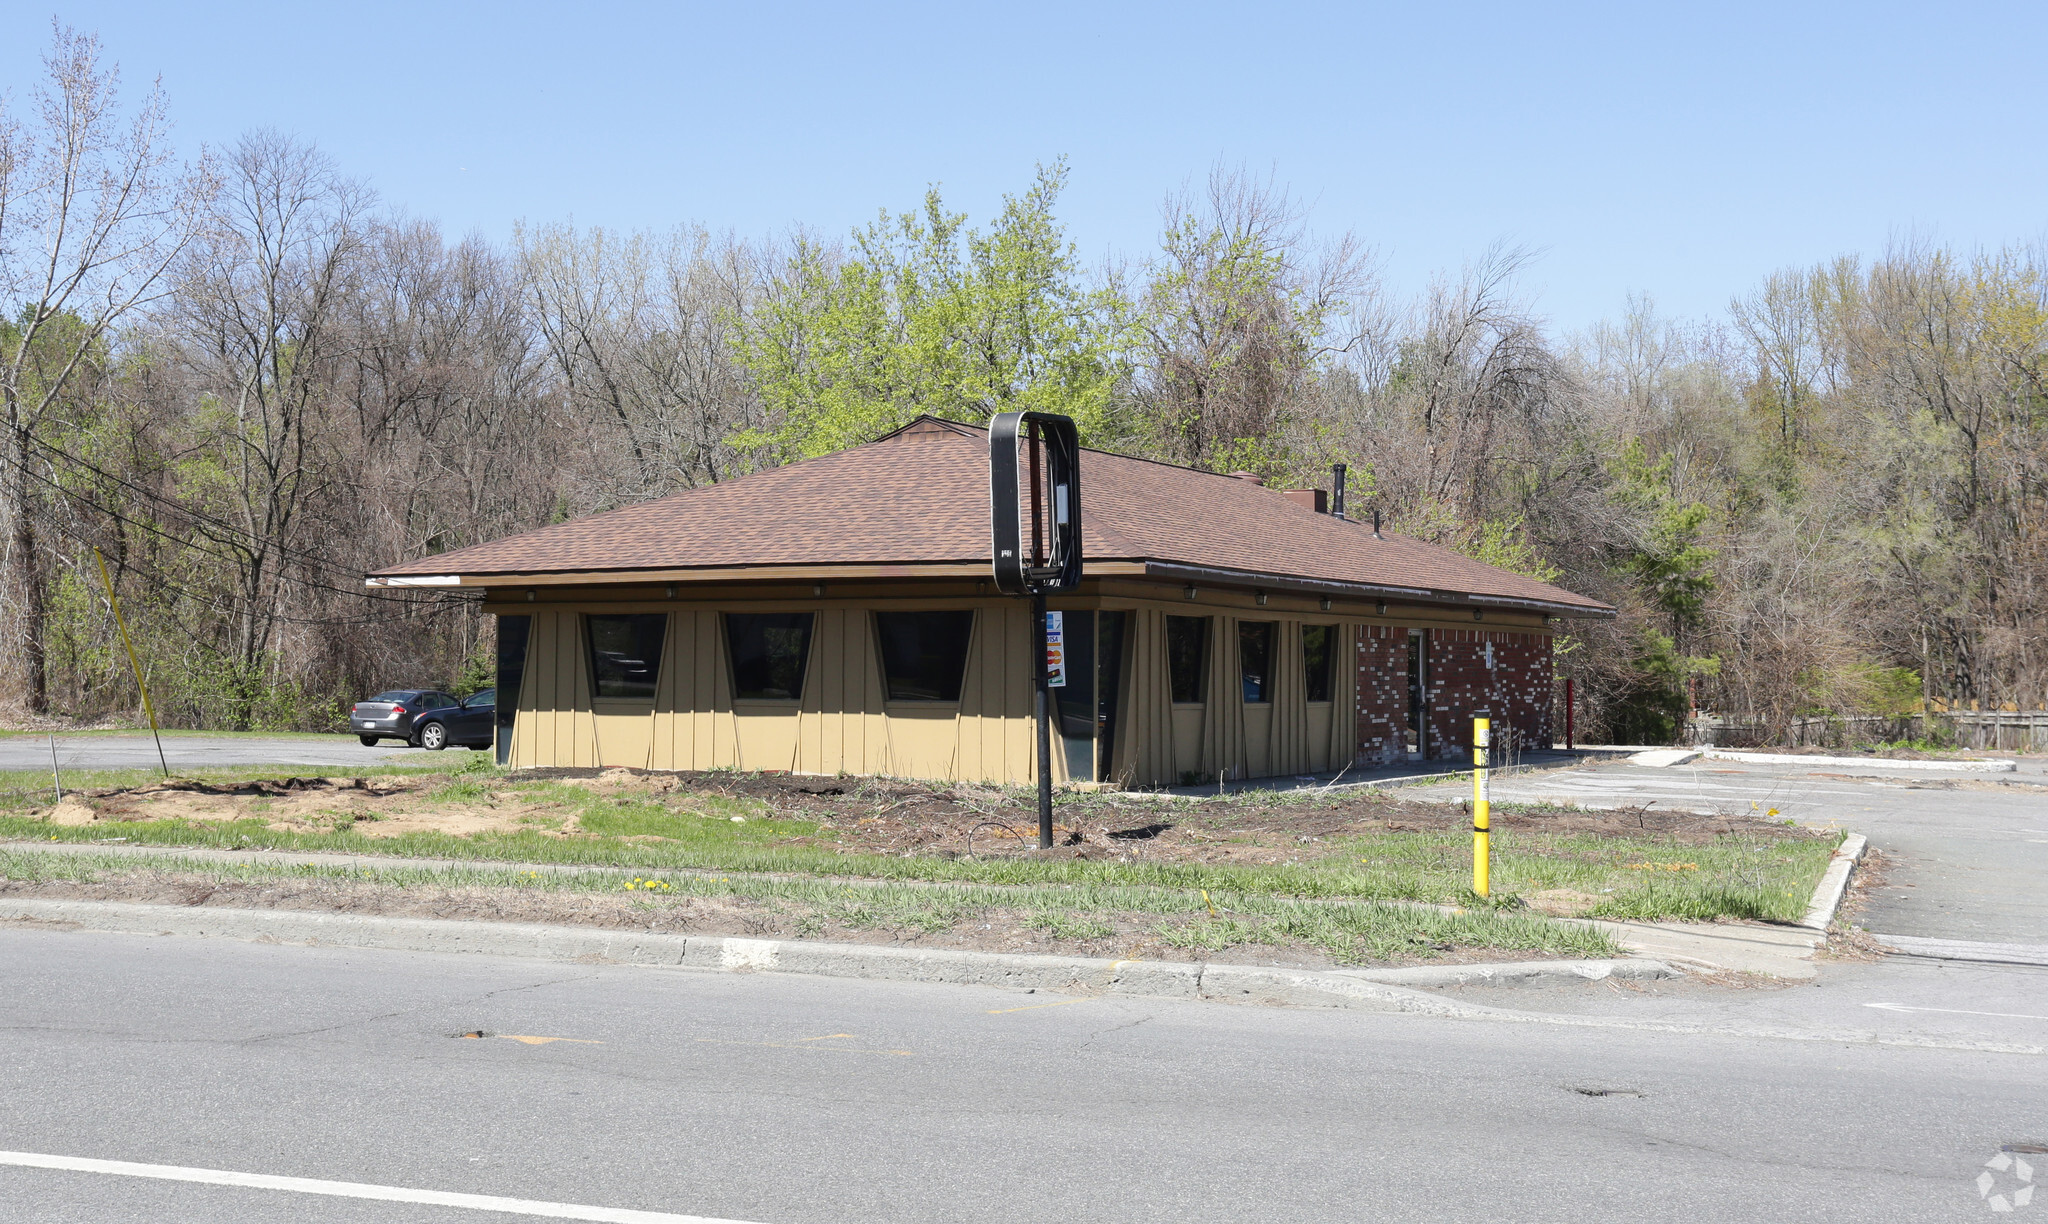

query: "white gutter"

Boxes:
[365, 575, 463, 588]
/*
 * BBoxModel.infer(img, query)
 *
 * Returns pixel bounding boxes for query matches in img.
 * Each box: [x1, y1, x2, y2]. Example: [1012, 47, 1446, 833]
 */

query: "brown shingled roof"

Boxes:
[372, 417, 1612, 616]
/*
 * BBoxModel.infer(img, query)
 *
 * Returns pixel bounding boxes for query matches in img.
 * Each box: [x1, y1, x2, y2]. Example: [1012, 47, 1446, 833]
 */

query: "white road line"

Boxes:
[0, 1151, 765, 1223]
[1865, 1003, 2048, 1022]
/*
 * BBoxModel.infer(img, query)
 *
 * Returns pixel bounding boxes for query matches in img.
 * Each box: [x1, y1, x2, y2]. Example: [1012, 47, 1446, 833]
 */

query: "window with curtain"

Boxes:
[1303, 624, 1335, 703]
[726, 612, 814, 700]
[875, 611, 976, 702]
[1239, 621, 1275, 703]
[586, 614, 667, 699]
[1166, 616, 1207, 704]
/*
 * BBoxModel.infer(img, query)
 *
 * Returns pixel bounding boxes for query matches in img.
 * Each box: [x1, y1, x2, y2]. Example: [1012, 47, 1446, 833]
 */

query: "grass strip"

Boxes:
[0, 759, 1843, 924]
[0, 848, 1623, 966]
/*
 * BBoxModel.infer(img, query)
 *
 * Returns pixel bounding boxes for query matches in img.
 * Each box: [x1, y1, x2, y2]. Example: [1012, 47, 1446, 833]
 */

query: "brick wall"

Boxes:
[1421, 629, 1552, 758]
[1354, 625, 1409, 764]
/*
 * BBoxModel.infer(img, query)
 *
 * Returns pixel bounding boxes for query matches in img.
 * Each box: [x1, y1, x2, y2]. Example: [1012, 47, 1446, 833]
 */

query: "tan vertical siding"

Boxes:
[500, 597, 1472, 788]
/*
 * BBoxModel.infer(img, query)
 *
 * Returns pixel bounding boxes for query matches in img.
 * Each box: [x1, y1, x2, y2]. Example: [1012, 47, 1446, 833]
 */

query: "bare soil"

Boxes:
[23, 765, 1822, 867]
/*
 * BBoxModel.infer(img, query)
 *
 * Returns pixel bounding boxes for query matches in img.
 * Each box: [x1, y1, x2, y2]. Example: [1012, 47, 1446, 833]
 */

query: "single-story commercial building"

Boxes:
[368, 417, 1612, 787]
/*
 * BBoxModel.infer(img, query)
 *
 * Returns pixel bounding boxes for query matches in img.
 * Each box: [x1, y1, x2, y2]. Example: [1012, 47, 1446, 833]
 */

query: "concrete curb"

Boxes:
[4, 899, 2038, 1054]
[1797, 833, 1868, 932]
[1702, 749, 2014, 773]
[1338, 958, 1680, 989]
[0, 897, 1674, 1009]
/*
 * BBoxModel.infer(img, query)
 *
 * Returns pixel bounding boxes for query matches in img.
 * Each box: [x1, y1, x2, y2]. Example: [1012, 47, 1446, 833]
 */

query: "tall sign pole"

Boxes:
[989, 412, 1082, 850]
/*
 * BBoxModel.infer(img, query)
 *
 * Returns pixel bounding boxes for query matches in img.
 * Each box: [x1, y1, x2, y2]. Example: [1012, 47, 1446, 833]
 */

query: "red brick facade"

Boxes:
[1355, 627, 1553, 763]
[1423, 629, 1553, 758]
[1354, 625, 1411, 764]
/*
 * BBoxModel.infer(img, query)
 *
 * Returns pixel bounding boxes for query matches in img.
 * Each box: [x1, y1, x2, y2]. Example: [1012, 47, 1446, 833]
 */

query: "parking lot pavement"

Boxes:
[0, 734, 443, 773]
[1406, 757, 2048, 945]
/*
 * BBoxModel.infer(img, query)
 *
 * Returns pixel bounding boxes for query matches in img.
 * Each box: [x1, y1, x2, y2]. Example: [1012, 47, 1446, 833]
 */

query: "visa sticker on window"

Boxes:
[1045, 611, 1066, 688]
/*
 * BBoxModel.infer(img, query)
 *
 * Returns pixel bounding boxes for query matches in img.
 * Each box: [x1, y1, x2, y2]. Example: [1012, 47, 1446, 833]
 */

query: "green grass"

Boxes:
[0, 847, 1623, 965]
[0, 763, 1843, 925]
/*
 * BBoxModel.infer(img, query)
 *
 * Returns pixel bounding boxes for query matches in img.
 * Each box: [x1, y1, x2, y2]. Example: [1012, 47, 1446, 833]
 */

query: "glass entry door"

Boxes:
[1053, 611, 1128, 782]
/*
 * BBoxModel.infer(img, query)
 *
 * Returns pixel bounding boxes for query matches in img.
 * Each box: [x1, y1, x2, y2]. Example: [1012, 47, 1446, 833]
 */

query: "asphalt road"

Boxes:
[1408, 756, 2048, 945]
[0, 734, 444, 773]
[2, 927, 2044, 1224]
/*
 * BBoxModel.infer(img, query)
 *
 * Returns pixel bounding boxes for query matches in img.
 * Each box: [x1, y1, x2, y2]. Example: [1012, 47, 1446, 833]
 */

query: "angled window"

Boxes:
[494, 615, 530, 766]
[587, 613, 667, 699]
[1166, 615, 1207, 704]
[1303, 624, 1335, 703]
[726, 612, 815, 701]
[1239, 621, 1275, 704]
[875, 611, 976, 702]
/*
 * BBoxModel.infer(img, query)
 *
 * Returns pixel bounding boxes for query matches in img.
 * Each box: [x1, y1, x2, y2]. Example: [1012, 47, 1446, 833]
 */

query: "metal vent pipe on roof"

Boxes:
[1332, 464, 1347, 519]
[1373, 509, 1382, 539]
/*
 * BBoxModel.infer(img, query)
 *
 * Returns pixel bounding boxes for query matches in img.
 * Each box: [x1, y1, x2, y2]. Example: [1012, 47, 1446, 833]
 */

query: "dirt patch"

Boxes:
[40, 775, 550, 840]
[20, 765, 1826, 868]
[555, 767, 1818, 864]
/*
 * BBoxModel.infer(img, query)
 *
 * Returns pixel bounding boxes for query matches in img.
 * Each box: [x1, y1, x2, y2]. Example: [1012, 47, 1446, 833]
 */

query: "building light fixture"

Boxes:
[1255, 590, 1268, 606]
[525, 589, 536, 602]
[664, 585, 677, 599]
[1374, 601, 1387, 616]
[1473, 608, 1485, 622]
[813, 584, 826, 597]
[1183, 585, 1198, 600]
[1319, 597, 1332, 612]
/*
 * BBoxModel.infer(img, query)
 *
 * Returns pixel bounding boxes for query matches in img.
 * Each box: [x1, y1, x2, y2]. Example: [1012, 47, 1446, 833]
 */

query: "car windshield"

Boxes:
[370, 691, 417, 703]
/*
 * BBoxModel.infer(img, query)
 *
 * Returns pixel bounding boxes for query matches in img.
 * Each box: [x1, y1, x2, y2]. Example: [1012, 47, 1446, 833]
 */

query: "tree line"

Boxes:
[3, 27, 2043, 741]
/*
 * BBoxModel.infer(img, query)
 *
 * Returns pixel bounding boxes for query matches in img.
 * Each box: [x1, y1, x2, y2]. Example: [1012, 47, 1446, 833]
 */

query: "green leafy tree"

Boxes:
[1606, 439, 1720, 740]
[734, 161, 1122, 458]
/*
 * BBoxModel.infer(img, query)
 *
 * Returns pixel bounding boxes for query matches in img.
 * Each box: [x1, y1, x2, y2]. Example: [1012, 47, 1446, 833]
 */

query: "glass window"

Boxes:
[587, 613, 667, 699]
[726, 612, 814, 700]
[1166, 616, 1207, 704]
[875, 611, 975, 702]
[464, 689, 495, 708]
[1303, 625, 1335, 703]
[1240, 621, 1275, 703]
[495, 616, 530, 766]
[371, 691, 416, 703]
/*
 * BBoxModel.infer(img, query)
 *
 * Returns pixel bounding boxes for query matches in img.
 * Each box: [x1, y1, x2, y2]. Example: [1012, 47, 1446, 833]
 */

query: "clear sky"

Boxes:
[4, 1, 2044, 333]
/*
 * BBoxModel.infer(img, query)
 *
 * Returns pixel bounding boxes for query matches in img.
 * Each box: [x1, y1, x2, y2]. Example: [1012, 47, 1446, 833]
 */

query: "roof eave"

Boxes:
[1138, 561, 1615, 619]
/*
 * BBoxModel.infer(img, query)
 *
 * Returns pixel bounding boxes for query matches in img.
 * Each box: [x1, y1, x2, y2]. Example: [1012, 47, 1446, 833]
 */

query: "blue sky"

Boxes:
[4, 1, 2044, 333]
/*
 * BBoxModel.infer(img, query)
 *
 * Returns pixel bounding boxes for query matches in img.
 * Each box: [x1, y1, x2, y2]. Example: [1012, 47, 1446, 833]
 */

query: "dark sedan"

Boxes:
[404, 689, 496, 751]
[350, 690, 457, 746]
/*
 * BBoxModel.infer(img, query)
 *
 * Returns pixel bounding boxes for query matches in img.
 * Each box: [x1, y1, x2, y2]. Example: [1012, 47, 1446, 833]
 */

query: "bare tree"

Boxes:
[1129, 166, 1375, 472]
[164, 130, 367, 727]
[0, 23, 209, 711]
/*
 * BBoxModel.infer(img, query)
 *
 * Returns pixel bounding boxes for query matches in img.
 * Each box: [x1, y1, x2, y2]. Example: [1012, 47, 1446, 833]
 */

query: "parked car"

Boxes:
[350, 689, 459, 746]
[404, 689, 496, 751]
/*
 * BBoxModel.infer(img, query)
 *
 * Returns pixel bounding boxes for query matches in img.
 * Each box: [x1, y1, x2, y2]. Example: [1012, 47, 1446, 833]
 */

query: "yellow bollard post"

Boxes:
[1472, 717, 1491, 898]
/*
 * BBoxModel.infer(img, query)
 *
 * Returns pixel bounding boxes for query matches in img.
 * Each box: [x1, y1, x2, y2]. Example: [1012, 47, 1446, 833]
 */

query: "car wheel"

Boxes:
[358, 735, 379, 747]
[419, 721, 448, 751]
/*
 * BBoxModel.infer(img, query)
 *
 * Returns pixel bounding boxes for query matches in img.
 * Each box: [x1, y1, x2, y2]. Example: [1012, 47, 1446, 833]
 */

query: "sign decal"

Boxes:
[1045, 612, 1066, 688]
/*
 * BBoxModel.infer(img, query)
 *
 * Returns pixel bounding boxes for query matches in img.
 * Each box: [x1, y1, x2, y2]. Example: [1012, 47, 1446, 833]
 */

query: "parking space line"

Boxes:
[0, 1150, 762, 1222]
